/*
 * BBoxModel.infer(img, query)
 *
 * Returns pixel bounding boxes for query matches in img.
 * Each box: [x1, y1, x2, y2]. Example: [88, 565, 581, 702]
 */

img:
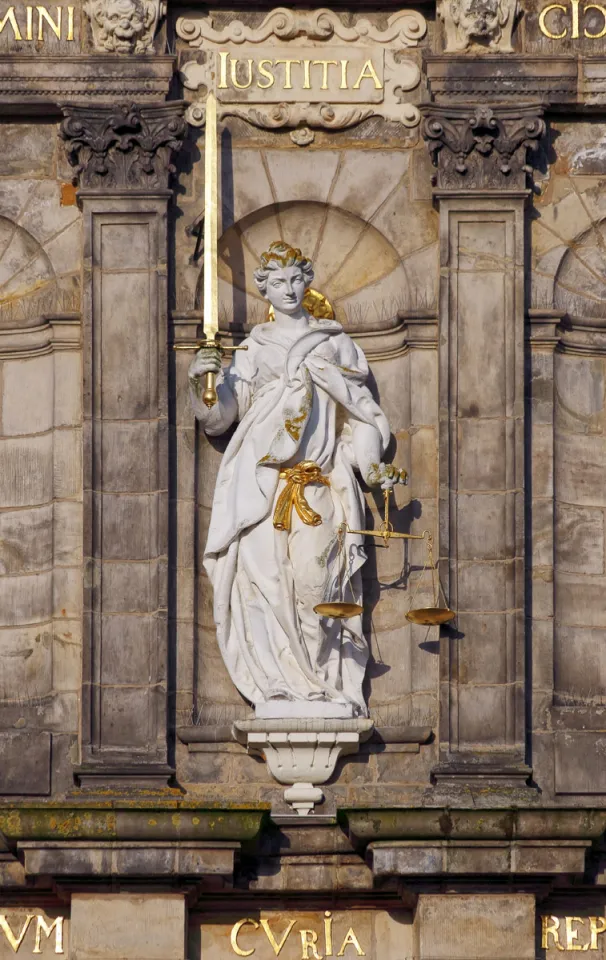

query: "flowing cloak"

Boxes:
[202, 318, 390, 714]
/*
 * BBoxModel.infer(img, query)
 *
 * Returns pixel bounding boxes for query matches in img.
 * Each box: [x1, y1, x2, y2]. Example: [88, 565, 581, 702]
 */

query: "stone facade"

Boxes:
[0, 0, 606, 957]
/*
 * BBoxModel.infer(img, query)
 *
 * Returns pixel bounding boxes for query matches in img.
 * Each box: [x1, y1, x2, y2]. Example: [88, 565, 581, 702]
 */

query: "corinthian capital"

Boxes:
[60, 102, 186, 191]
[421, 103, 545, 191]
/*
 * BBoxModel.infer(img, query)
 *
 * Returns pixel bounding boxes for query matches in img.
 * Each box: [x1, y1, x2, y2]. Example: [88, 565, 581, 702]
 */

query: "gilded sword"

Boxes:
[174, 91, 246, 407]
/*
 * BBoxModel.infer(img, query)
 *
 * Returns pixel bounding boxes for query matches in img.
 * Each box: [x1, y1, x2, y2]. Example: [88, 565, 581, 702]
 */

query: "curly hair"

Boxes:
[253, 241, 315, 297]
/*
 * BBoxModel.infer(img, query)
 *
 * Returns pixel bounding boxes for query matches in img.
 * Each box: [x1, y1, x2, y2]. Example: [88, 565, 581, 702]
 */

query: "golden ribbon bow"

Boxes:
[273, 461, 330, 532]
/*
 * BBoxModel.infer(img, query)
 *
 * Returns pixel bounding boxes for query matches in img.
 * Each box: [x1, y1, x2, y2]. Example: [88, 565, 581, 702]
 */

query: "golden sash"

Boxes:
[273, 461, 330, 532]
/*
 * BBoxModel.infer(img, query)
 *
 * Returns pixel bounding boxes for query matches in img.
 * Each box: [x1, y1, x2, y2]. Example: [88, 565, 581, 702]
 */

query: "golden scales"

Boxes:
[175, 93, 455, 629]
[314, 486, 455, 627]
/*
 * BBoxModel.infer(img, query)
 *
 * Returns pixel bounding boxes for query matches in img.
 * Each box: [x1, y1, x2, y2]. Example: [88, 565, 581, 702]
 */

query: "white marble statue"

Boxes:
[189, 242, 405, 719]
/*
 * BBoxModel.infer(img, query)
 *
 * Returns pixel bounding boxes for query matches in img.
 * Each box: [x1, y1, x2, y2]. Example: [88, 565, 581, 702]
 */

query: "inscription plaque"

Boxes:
[215, 48, 385, 103]
[0, 914, 65, 956]
[0, 4, 74, 41]
[538, 0, 606, 37]
[177, 7, 427, 136]
[542, 915, 606, 952]
[189, 911, 413, 960]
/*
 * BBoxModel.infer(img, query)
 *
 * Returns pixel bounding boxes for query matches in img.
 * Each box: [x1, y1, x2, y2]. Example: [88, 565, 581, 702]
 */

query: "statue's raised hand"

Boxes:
[369, 463, 408, 491]
[188, 346, 222, 382]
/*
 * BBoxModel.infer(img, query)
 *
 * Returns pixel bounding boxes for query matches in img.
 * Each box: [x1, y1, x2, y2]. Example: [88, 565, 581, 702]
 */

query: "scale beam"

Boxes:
[345, 527, 428, 544]
[343, 487, 430, 547]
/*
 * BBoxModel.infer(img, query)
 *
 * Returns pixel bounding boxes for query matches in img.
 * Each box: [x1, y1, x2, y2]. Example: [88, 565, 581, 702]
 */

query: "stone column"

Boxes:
[421, 105, 545, 786]
[60, 103, 186, 786]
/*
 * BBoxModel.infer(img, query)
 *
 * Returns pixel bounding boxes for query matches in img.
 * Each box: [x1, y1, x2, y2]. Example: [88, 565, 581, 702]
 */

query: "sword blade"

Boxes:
[204, 91, 219, 342]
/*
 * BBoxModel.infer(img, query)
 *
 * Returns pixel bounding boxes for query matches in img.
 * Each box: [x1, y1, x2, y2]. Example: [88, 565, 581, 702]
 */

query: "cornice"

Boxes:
[0, 55, 176, 113]
[345, 808, 606, 841]
[0, 803, 267, 843]
[0, 315, 81, 360]
[425, 53, 606, 108]
[525, 311, 606, 356]
[425, 53, 578, 104]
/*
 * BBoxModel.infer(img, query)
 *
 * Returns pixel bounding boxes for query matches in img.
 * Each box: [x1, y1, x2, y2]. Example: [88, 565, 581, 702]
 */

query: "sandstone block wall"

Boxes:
[0, 3, 603, 812]
[0, 123, 81, 796]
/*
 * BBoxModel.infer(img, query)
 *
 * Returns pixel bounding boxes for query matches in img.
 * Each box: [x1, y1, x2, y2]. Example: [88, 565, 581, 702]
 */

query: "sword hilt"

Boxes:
[173, 336, 248, 409]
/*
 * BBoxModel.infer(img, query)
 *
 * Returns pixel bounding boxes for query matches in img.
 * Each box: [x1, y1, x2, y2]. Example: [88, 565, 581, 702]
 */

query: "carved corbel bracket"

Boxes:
[233, 719, 374, 816]
[421, 103, 546, 190]
[84, 0, 166, 54]
[437, 0, 520, 53]
[59, 102, 186, 190]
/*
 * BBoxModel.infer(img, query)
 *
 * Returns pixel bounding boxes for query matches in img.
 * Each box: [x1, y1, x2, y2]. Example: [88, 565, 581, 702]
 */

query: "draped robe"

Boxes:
[198, 318, 390, 716]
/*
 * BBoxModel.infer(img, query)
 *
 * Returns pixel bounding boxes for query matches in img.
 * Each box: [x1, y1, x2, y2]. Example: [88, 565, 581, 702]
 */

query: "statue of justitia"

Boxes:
[188, 241, 405, 718]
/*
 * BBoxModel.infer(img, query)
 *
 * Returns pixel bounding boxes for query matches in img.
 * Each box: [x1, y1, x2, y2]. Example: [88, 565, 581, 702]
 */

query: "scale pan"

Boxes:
[406, 607, 455, 626]
[314, 602, 364, 619]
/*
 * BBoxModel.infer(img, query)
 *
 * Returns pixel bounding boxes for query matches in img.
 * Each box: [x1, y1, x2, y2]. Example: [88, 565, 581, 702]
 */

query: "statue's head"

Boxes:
[254, 242, 314, 317]
[452, 0, 503, 38]
[90, 0, 154, 53]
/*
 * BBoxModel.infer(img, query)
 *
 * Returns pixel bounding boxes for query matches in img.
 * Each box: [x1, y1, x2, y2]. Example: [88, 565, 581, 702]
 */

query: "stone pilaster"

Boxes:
[421, 103, 545, 787]
[60, 102, 186, 786]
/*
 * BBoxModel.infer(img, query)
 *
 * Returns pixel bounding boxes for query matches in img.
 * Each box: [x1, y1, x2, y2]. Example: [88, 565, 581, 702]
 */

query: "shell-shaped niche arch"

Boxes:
[554, 219, 606, 325]
[210, 201, 408, 331]
[0, 180, 82, 329]
[0, 216, 57, 329]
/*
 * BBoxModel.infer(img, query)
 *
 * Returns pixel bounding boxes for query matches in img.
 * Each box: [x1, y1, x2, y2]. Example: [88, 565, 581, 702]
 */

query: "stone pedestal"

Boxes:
[233, 718, 373, 815]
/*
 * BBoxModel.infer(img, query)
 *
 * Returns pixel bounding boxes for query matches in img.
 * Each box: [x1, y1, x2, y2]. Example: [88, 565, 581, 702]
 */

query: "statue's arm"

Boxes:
[351, 417, 407, 490]
[350, 419, 387, 485]
[188, 345, 250, 435]
[339, 336, 406, 488]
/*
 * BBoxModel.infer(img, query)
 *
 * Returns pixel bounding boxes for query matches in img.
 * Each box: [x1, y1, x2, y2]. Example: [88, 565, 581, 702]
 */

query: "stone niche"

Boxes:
[216, 200, 410, 330]
[188, 910, 413, 960]
[176, 138, 440, 777]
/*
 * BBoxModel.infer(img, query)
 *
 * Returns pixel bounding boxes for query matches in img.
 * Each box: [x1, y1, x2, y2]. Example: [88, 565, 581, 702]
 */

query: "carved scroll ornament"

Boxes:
[177, 7, 426, 49]
[438, 0, 520, 52]
[84, 0, 166, 54]
[177, 8, 426, 138]
[60, 103, 186, 190]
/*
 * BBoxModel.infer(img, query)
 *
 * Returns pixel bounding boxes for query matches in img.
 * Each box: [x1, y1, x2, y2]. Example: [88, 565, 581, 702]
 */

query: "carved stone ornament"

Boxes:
[233, 720, 374, 816]
[60, 103, 186, 190]
[438, 0, 520, 52]
[421, 104, 546, 190]
[177, 7, 427, 136]
[84, 0, 166, 54]
[177, 7, 426, 47]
